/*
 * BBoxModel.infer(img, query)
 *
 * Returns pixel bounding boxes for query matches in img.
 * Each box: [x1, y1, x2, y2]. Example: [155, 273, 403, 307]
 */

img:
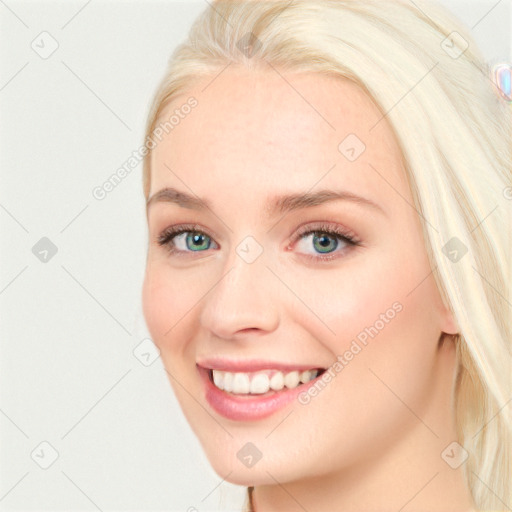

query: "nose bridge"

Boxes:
[199, 237, 280, 337]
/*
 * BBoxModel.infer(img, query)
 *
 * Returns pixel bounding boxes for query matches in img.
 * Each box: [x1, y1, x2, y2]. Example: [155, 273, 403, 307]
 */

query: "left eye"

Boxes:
[292, 227, 358, 261]
[295, 231, 346, 254]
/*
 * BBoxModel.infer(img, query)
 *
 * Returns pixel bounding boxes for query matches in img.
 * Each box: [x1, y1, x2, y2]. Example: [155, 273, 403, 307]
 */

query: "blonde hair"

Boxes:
[142, 1, 512, 510]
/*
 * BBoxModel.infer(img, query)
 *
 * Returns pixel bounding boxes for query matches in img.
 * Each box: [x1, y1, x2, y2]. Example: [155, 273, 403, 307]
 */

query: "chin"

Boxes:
[200, 440, 308, 487]
[210, 462, 278, 487]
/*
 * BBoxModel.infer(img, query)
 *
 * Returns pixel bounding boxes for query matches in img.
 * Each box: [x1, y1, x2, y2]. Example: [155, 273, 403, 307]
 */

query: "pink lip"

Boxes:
[197, 363, 325, 422]
[196, 357, 323, 373]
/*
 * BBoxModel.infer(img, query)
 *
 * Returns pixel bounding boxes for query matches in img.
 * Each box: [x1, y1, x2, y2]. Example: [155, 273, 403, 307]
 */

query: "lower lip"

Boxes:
[198, 365, 322, 421]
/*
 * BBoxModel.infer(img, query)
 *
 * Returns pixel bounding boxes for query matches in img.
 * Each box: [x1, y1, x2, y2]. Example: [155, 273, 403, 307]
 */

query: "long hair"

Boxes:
[142, 1, 512, 510]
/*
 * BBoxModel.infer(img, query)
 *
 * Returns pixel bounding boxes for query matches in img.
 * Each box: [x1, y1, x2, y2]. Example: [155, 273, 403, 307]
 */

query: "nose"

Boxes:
[199, 245, 281, 339]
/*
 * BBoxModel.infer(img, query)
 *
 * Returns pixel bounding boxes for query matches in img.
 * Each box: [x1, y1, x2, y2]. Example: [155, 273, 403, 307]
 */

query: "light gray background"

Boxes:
[0, 1, 510, 511]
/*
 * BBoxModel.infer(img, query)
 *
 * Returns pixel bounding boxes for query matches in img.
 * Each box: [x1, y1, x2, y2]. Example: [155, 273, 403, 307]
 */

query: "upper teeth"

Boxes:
[212, 369, 320, 394]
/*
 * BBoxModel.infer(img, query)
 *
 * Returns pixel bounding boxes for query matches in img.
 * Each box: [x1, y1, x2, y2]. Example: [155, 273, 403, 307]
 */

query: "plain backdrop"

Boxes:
[0, 1, 510, 510]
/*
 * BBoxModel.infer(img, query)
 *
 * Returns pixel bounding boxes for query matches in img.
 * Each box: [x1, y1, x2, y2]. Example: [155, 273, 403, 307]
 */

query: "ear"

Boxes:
[439, 303, 459, 335]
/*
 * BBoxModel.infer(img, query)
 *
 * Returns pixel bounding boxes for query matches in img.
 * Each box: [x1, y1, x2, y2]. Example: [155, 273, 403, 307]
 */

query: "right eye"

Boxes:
[157, 224, 219, 256]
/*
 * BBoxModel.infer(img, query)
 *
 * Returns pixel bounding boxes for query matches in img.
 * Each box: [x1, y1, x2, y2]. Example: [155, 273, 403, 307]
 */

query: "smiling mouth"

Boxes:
[207, 367, 326, 396]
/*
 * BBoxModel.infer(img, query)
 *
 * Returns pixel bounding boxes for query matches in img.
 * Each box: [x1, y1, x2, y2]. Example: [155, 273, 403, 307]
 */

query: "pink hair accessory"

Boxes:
[493, 63, 511, 102]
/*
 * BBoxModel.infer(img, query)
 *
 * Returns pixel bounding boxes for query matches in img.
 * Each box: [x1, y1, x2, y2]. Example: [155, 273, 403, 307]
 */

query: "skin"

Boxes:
[142, 66, 477, 512]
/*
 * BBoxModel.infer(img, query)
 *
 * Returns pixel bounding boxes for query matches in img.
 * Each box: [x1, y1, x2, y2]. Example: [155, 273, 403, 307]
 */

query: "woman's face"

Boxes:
[142, 68, 458, 486]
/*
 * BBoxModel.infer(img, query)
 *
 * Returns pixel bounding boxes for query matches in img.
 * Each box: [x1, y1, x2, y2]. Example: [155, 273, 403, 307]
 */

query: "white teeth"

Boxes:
[301, 369, 320, 382]
[250, 373, 270, 394]
[232, 372, 250, 394]
[300, 370, 311, 383]
[211, 369, 320, 394]
[213, 370, 224, 390]
[223, 372, 233, 392]
[269, 372, 284, 391]
[283, 371, 300, 389]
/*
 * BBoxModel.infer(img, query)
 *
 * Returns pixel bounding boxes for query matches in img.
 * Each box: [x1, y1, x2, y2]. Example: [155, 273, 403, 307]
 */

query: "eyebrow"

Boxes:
[146, 187, 386, 217]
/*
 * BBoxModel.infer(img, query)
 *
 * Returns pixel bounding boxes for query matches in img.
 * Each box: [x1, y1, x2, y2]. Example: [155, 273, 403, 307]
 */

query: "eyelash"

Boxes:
[156, 222, 361, 262]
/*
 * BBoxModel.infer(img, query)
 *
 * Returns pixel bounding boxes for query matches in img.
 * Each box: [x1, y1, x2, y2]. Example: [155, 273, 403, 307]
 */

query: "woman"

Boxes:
[141, 1, 511, 510]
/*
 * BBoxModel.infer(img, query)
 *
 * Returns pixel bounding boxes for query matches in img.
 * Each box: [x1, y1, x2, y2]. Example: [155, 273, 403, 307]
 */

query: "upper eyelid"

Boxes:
[158, 223, 217, 241]
[293, 222, 358, 241]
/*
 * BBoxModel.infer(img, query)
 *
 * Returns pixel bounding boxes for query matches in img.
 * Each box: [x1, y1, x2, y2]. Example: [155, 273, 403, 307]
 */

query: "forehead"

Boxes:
[149, 68, 407, 206]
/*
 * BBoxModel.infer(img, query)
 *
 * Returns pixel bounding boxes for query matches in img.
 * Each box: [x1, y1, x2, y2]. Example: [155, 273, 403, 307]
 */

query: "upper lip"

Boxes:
[197, 358, 326, 373]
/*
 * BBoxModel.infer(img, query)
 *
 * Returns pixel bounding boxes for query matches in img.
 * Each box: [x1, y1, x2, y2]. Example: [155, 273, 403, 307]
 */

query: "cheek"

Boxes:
[288, 239, 441, 359]
[319, 241, 443, 404]
[281, 248, 443, 456]
[142, 267, 170, 343]
[142, 262, 197, 350]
